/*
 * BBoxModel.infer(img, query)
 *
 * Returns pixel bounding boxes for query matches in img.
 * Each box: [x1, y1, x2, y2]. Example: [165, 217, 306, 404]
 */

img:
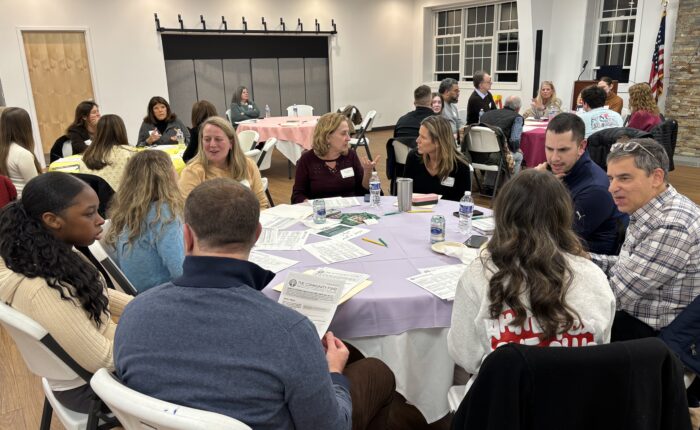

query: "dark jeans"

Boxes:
[53, 383, 108, 414]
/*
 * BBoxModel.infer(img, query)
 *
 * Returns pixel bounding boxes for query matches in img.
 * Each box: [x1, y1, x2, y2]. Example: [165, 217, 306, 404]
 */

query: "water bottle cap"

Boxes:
[465, 191, 471, 196]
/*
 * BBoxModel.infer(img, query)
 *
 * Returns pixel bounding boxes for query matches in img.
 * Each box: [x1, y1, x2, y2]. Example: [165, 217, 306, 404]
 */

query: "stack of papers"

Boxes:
[260, 213, 299, 230]
[273, 267, 371, 305]
[314, 225, 369, 241]
[262, 204, 313, 220]
[278, 272, 344, 337]
[249, 251, 299, 273]
[308, 197, 362, 209]
[472, 217, 495, 235]
[255, 229, 309, 250]
[303, 240, 371, 264]
[407, 264, 465, 300]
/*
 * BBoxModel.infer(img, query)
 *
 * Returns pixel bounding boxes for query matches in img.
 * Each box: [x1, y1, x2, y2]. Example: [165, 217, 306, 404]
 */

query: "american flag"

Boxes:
[648, 7, 666, 101]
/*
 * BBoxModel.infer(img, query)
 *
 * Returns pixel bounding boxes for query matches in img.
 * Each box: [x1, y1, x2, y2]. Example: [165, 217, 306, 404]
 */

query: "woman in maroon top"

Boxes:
[627, 83, 662, 132]
[292, 113, 379, 203]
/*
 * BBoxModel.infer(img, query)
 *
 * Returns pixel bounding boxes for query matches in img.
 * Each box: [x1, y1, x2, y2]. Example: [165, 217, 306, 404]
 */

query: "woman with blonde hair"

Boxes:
[104, 151, 184, 292]
[179, 116, 269, 208]
[448, 170, 614, 401]
[292, 112, 378, 203]
[78, 114, 137, 191]
[523, 81, 562, 119]
[627, 83, 662, 132]
[0, 107, 41, 196]
[403, 115, 471, 201]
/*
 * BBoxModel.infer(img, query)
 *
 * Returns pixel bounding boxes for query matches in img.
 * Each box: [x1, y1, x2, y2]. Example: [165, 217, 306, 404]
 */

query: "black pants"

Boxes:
[53, 384, 108, 414]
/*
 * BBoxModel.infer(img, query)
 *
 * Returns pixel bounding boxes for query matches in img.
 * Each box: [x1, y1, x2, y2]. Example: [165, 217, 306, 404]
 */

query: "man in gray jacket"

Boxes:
[114, 178, 395, 430]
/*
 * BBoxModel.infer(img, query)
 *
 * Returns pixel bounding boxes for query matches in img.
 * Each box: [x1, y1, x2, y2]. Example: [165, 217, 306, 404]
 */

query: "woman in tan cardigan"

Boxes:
[179, 116, 269, 208]
[0, 172, 132, 413]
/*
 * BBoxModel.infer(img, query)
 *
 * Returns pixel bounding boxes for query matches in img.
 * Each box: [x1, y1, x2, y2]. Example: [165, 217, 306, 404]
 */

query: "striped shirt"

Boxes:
[591, 185, 700, 330]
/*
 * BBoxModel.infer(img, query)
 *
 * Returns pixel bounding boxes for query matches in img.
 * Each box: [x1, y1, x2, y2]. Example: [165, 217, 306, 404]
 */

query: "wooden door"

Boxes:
[22, 31, 94, 153]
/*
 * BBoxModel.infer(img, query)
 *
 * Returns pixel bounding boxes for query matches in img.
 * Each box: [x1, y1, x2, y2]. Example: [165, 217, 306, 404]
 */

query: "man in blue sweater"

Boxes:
[114, 178, 395, 430]
[535, 113, 628, 255]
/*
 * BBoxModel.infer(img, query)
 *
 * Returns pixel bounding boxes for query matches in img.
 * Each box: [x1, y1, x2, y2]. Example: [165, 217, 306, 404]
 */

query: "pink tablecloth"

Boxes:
[237, 116, 318, 150]
[520, 124, 547, 167]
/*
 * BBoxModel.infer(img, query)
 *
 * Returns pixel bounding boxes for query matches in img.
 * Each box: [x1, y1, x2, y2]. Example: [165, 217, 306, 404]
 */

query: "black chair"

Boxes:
[452, 339, 691, 430]
[385, 136, 416, 195]
[650, 119, 678, 171]
[586, 127, 653, 171]
[70, 173, 115, 219]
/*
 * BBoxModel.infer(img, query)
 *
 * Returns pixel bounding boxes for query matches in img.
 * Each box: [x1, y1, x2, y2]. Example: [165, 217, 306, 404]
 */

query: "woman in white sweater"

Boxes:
[448, 169, 615, 399]
[0, 107, 41, 196]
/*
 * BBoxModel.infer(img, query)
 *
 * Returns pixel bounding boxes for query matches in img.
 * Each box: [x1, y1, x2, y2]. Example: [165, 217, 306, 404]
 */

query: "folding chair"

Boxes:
[91, 368, 251, 430]
[237, 130, 260, 151]
[349, 110, 376, 160]
[88, 240, 138, 296]
[466, 126, 503, 198]
[286, 105, 314, 116]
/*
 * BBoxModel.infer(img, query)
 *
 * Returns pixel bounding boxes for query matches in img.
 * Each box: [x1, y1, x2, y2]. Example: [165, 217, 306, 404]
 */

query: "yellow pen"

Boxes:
[362, 237, 384, 247]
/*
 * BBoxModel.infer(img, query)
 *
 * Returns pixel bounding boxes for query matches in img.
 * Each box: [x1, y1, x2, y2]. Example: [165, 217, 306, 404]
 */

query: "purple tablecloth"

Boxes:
[262, 197, 490, 338]
[520, 125, 547, 167]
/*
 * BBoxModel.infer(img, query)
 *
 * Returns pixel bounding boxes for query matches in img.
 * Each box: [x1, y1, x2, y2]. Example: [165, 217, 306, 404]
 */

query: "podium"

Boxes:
[571, 80, 618, 110]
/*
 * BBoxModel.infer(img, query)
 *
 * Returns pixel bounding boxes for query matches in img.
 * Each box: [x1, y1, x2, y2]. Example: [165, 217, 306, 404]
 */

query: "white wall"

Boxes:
[0, 0, 415, 156]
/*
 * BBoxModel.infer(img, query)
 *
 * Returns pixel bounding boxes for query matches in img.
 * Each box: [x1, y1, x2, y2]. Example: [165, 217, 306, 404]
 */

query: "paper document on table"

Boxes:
[279, 272, 344, 337]
[303, 240, 371, 264]
[262, 204, 313, 220]
[255, 229, 309, 250]
[418, 263, 468, 274]
[472, 217, 495, 235]
[314, 225, 369, 241]
[308, 197, 362, 209]
[259, 213, 299, 230]
[407, 264, 465, 300]
[249, 251, 298, 273]
[273, 267, 371, 304]
[302, 219, 341, 230]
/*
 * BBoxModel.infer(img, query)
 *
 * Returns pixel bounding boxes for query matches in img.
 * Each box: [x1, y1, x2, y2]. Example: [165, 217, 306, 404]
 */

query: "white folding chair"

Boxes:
[390, 137, 413, 195]
[237, 130, 259, 151]
[225, 109, 232, 123]
[90, 368, 251, 430]
[0, 302, 113, 430]
[88, 240, 138, 296]
[349, 109, 376, 160]
[467, 126, 504, 198]
[256, 138, 277, 206]
[286, 104, 314, 116]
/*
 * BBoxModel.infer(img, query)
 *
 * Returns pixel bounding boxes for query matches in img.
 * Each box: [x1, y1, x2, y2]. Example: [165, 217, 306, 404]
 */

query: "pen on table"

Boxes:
[407, 210, 434, 213]
[472, 215, 487, 220]
[378, 238, 388, 247]
[383, 211, 400, 216]
[362, 237, 385, 247]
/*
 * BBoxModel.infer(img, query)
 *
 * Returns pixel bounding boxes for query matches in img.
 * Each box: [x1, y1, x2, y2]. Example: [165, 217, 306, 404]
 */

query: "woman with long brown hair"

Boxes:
[183, 100, 217, 163]
[137, 96, 189, 147]
[627, 82, 662, 132]
[403, 115, 470, 201]
[104, 151, 184, 292]
[65, 100, 100, 155]
[0, 107, 41, 196]
[78, 114, 137, 191]
[447, 170, 615, 399]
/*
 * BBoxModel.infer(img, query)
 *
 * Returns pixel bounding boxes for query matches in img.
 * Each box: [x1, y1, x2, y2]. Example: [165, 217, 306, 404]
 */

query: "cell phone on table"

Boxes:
[452, 209, 484, 218]
[464, 235, 489, 248]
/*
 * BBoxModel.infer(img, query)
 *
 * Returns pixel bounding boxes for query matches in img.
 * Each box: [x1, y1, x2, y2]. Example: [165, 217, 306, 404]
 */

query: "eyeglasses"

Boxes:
[610, 141, 658, 162]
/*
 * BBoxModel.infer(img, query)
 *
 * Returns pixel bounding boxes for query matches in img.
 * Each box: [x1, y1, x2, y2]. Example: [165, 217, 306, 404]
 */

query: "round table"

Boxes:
[520, 120, 548, 167]
[260, 197, 491, 423]
[48, 145, 186, 174]
[237, 116, 318, 165]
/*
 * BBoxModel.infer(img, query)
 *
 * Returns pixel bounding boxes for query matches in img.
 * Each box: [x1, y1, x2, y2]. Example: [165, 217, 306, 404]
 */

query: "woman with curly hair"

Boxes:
[0, 172, 131, 412]
[447, 170, 615, 400]
[627, 82, 662, 132]
[104, 151, 184, 292]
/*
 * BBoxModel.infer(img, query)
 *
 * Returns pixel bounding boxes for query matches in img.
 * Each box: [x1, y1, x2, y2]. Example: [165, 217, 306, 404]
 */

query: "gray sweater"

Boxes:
[114, 256, 352, 430]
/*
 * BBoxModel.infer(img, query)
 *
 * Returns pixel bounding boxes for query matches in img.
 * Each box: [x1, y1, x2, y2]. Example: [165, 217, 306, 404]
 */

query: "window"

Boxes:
[434, 2, 519, 83]
[595, 0, 637, 79]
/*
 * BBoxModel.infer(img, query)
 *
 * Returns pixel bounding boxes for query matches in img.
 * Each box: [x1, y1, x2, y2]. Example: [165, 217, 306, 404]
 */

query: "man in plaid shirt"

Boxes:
[591, 138, 700, 341]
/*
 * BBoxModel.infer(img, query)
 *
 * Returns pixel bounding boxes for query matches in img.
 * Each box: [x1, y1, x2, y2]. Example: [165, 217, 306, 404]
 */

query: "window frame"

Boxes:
[432, 1, 520, 87]
[591, 0, 641, 85]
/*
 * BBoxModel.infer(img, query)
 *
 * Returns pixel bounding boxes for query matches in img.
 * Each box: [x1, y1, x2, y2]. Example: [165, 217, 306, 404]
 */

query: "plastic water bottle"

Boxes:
[478, 109, 484, 121]
[313, 199, 326, 224]
[548, 105, 557, 120]
[293, 104, 298, 117]
[369, 171, 381, 208]
[265, 104, 271, 118]
[459, 191, 474, 236]
[175, 129, 185, 147]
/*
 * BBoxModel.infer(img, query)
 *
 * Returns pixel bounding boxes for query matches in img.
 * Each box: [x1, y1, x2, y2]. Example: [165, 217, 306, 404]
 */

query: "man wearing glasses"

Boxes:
[591, 138, 700, 341]
[466, 71, 496, 125]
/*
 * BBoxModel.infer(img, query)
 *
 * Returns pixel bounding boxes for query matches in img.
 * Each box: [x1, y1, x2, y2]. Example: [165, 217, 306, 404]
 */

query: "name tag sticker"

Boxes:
[340, 167, 355, 178]
[441, 177, 455, 187]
